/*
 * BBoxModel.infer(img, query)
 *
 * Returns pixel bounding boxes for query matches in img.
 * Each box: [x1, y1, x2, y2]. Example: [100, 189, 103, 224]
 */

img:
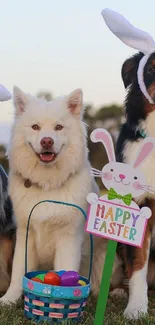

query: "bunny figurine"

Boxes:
[87, 129, 155, 246]
[88, 128, 155, 216]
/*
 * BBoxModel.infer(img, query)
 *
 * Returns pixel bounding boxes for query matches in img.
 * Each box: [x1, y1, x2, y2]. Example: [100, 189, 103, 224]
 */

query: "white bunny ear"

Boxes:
[101, 8, 155, 54]
[133, 137, 155, 168]
[0, 85, 12, 102]
[90, 128, 116, 162]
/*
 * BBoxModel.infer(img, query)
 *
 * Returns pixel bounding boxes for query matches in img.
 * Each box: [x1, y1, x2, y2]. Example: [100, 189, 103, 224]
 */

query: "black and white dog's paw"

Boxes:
[124, 300, 148, 320]
[110, 288, 127, 298]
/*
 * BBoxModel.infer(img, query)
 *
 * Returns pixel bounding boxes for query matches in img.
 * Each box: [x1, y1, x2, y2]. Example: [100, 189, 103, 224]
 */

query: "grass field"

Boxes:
[1, 188, 154, 324]
[1, 295, 155, 325]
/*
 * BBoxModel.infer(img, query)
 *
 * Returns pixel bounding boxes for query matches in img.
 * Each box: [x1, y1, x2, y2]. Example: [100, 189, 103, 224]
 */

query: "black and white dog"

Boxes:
[116, 51, 155, 319]
[101, 8, 155, 319]
[0, 86, 16, 294]
[0, 165, 15, 293]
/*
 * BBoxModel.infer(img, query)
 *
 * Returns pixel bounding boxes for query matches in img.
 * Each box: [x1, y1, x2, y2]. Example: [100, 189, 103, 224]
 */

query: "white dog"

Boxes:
[0, 87, 122, 304]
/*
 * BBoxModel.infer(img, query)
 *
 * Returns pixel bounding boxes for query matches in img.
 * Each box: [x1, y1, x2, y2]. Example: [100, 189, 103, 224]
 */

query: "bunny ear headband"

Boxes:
[0, 85, 12, 102]
[101, 8, 155, 104]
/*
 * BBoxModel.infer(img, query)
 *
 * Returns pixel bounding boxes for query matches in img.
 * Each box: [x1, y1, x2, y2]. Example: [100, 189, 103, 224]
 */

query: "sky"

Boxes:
[0, 0, 155, 142]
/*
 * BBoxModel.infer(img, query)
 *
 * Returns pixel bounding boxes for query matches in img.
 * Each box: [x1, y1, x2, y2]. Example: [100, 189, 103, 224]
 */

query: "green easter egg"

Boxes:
[36, 274, 45, 281]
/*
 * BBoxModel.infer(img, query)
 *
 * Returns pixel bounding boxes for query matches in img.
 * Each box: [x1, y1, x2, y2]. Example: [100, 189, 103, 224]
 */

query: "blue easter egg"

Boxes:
[58, 270, 66, 276]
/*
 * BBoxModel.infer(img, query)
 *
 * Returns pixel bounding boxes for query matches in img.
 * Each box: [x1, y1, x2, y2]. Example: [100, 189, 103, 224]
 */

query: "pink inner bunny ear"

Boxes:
[90, 128, 116, 162]
[133, 138, 155, 168]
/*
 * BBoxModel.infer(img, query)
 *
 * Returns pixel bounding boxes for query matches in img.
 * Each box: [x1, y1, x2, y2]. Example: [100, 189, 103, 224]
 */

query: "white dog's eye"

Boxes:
[110, 169, 113, 172]
[134, 176, 138, 180]
[55, 125, 64, 131]
[32, 124, 40, 131]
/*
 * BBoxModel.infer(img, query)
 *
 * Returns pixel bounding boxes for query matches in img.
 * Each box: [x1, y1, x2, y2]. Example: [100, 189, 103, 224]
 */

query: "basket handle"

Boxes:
[25, 200, 93, 281]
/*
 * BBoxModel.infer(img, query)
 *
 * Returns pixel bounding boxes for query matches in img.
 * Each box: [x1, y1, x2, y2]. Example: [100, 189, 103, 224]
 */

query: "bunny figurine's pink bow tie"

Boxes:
[108, 188, 132, 206]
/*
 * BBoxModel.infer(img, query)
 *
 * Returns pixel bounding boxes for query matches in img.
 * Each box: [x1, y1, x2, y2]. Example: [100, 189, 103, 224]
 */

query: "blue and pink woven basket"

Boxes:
[22, 200, 93, 323]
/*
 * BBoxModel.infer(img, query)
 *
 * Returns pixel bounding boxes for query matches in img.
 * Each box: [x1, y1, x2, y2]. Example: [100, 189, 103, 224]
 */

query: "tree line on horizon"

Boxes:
[0, 91, 124, 189]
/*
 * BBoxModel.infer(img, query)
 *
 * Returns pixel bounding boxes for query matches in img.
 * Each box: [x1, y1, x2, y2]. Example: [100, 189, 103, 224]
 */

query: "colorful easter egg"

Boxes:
[44, 272, 61, 286]
[78, 280, 87, 286]
[36, 274, 45, 281]
[31, 277, 43, 283]
[57, 270, 66, 276]
[60, 271, 79, 287]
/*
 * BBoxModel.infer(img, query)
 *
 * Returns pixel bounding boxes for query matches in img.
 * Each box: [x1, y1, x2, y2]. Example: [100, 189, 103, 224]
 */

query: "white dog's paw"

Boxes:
[124, 301, 148, 320]
[140, 207, 151, 219]
[0, 296, 12, 305]
[0, 291, 21, 305]
[87, 193, 98, 204]
[110, 288, 127, 298]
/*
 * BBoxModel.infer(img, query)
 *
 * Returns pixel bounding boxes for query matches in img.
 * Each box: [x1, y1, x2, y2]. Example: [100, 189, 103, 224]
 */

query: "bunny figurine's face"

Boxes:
[90, 128, 155, 199]
[102, 162, 146, 198]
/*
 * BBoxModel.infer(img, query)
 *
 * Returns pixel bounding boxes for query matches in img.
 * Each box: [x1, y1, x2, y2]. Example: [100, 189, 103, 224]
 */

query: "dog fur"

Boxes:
[0, 165, 15, 294]
[0, 86, 123, 304]
[116, 52, 155, 319]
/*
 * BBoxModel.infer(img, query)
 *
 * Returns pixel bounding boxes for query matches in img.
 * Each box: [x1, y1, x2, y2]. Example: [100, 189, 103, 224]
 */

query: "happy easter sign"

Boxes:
[86, 128, 155, 249]
[86, 198, 147, 247]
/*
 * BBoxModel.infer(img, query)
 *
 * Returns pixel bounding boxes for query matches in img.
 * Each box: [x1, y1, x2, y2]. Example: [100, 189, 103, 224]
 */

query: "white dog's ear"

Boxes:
[67, 89, 83, 115]
[13, 86, 29, 115]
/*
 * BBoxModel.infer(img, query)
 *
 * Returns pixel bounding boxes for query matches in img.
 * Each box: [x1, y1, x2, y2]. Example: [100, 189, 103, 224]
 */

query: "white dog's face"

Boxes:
[11, 87, 85, 166]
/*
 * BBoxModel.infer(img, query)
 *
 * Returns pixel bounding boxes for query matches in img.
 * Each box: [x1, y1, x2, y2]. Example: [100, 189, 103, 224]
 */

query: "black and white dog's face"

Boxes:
[122, 52, 155, 96]
[144, 53, 155, 102]
[121, 52, 155, 124]
[116, 52, 155, 163]
[0, 165, 15, 235]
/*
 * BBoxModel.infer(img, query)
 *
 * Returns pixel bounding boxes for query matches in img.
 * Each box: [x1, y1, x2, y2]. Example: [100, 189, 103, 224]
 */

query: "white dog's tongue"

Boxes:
[40, 153, 55, 162]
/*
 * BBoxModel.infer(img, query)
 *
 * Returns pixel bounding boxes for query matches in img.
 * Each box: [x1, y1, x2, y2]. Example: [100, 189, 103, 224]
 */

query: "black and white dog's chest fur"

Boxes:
[117, 112, 155, 234]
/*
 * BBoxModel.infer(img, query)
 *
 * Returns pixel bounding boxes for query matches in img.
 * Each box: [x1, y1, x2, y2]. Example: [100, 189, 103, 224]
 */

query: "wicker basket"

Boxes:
[22, 200, 93, 323]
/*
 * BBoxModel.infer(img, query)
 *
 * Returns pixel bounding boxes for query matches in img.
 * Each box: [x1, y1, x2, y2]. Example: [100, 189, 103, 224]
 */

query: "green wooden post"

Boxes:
[94, 240, 117, 325]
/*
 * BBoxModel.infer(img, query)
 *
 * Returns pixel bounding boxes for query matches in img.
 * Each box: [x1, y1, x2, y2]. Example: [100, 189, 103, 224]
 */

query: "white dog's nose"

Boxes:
[40, 137, 54, 149]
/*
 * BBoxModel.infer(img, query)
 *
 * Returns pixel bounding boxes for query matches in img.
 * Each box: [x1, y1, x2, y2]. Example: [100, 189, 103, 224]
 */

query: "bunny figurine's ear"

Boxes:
[0, 85, 12, 102]
[90, 128, 116, 162]
[101, 8, 155, 55]
[133, 137, 155, 169]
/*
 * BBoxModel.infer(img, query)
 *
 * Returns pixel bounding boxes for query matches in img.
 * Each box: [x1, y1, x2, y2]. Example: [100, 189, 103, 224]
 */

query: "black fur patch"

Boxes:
[0, 165, 16, 237]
